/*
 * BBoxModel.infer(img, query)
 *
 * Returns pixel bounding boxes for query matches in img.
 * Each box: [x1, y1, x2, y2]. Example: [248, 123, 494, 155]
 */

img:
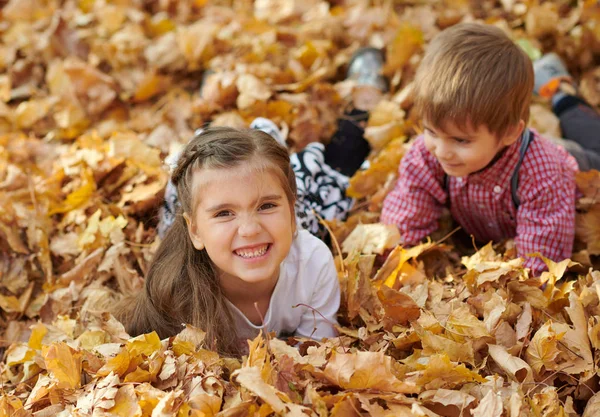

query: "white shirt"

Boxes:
[227, 230, 340, 343]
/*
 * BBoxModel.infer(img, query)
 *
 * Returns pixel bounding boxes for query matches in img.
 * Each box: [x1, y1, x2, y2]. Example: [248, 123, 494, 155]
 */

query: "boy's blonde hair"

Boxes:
[413, 23, 534, 138]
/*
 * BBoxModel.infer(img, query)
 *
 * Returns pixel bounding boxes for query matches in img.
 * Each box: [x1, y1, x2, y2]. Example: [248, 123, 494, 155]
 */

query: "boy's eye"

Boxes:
[453, 137, 469, 144]
[259, 203, 277, 211]
[424, 128, 436, 137]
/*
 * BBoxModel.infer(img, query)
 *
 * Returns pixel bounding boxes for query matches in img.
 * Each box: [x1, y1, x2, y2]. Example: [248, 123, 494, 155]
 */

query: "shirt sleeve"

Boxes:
[295, 248, 340, 340]
[380, 136, 447, 245]
[515, 169, 576, 276]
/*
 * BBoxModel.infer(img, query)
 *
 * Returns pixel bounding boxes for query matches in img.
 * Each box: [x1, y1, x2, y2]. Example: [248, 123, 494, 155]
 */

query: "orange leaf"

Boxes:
[383, 24, 424, 75]
[42, 342, 82, 389]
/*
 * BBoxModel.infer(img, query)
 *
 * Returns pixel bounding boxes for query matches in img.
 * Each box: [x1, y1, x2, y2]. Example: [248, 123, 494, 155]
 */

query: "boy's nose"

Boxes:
[436, 142, 455, 160]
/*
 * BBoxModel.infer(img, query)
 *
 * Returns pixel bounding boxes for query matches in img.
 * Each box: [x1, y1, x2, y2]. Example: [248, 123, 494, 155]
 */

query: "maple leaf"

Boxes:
[487, 344, 534, 384]
[444, 305, 490, 342]
[323, 350, 419, 394]
[470, 390, 503, 417]
[405, 353, 486, 391]
[377, 285, 421, 329]
[341, 223, 400, 255]
[42, 342, 82, 389]
[525, 321, 565, 374]
[583, 391, 600, 417]
[234, 366, 316, 417]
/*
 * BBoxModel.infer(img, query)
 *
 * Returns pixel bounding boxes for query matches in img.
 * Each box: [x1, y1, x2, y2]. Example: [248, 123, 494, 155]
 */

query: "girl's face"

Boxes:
[185, 159, 295, 292]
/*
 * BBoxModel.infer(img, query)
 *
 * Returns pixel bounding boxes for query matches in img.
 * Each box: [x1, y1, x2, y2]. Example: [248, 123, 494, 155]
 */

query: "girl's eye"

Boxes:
[215, 210, 232, 218]
[454, 138, 469, 144]
[259, 203, 277, 211]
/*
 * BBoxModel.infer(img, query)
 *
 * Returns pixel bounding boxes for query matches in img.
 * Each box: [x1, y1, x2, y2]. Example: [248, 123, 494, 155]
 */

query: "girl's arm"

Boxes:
[295, 249, 340, 340]
[380, 136, 446, 245]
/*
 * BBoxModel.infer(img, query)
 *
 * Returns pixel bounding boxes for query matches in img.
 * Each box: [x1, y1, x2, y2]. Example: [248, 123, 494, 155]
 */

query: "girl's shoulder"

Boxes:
[286, 230, 334, 267]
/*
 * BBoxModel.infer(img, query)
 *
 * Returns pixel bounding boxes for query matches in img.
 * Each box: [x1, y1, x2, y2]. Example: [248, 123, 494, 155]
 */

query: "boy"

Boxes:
[380, 23, 580, 275]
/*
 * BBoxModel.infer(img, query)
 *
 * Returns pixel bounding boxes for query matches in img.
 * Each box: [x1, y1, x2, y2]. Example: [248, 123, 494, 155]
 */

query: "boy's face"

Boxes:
[423, 120, 524, 177]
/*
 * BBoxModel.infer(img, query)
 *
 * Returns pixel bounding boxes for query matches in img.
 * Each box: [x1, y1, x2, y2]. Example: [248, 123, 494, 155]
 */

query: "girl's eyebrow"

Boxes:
[205, 194, 283, 212]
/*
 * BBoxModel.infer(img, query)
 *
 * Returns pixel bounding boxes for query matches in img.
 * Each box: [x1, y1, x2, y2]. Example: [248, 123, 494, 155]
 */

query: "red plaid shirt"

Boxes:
[381, 132, 578, 275]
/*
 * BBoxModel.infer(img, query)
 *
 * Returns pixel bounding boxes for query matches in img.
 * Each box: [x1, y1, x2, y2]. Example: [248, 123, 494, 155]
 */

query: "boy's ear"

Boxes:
[183, 212, 205, 250]
[502, 120, 526, 146]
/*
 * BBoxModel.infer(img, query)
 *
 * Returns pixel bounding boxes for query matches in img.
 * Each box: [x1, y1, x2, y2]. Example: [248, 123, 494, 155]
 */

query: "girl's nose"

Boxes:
[238, 215, 262, 237]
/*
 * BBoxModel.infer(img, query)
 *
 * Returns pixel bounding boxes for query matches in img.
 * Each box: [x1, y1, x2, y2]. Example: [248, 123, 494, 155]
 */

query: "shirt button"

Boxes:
[493, 185, 502, 194]
[457, 177, 463, 183]
[488, 222, 494, 227]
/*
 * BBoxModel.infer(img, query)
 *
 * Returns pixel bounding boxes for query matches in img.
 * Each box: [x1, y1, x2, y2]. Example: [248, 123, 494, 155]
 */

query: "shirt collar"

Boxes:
[467, 134, 524, 188]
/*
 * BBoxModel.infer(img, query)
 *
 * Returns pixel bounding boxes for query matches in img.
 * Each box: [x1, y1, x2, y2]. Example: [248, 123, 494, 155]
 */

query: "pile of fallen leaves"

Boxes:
[3, 0, 600, 415]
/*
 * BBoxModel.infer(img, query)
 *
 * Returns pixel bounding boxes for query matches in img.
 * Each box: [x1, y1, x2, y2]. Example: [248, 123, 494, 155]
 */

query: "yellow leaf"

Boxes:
[108, 385, 142, 417]
[5, 344, 36, 366]
[525, 321, 565, 374]
[347, 137, 406, 199]
[0, 395, 25, 417]
[132, 71, 170, 102]
[384, 23, 424, 75]
[341, 223, 400, 255]
[124, 366, 153, 383]
[14, 97, 58, 128]
[108, 132, 162, 172]
[77, 330, 109, 350]
[97, 348, 131, 377]
[380, 241, 435, 289]
[294, 41, 320, 69]
[487, 344, 534, 383]
[233, 366, 315, 415]
[145, 14, 176, 37]
[471, 390, 503, 417]
[28, 323, 48, 350]
[445, 305, 490, 342]
[50, 168, 96, 215]
[0, 294, 21, 313]
[409, 354, 487, 391]
[42, 342, 82, 389]
[419, 330, 475, 364]
[126, 332, 162, 358]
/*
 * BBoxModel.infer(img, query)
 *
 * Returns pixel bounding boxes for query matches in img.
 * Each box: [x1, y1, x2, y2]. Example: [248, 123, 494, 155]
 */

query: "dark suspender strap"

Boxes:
[510, 128, 532, 208]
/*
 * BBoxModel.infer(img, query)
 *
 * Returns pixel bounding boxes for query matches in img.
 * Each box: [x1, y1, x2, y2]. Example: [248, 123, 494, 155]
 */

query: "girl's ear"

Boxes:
[183, 212, 205, 250]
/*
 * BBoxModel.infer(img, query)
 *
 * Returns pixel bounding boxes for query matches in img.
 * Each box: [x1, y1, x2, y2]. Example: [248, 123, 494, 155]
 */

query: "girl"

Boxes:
[123, 127, 341, 356]
[158, 117, 358, 242]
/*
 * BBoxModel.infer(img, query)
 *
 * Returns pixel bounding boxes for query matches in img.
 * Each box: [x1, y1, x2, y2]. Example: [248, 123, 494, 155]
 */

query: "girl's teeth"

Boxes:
[236, 245, 268, 258]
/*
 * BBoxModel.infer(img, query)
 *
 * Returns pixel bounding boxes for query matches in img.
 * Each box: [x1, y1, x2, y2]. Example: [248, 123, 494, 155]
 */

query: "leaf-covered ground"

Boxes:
[2, 0, 600, 416]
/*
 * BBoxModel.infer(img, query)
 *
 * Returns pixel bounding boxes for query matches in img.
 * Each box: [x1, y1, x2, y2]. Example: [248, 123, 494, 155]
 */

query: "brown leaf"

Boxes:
[377, 285, 421, 328]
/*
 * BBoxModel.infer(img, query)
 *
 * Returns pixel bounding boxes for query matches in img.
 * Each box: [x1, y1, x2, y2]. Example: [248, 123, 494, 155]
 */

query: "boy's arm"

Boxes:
[515, 173, 576, 276]
[380, 136, 446, 245]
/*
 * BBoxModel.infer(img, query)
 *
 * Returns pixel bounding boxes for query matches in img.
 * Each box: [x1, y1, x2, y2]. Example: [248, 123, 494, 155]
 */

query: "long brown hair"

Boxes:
[120, 127, 297, 356]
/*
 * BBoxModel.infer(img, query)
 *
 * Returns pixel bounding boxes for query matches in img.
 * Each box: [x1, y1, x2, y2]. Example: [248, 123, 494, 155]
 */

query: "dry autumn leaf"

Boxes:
[1, 2, 600, 417]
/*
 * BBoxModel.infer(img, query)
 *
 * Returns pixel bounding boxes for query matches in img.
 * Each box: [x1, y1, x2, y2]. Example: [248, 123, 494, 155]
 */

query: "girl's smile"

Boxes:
[233, 243, 272, 261]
